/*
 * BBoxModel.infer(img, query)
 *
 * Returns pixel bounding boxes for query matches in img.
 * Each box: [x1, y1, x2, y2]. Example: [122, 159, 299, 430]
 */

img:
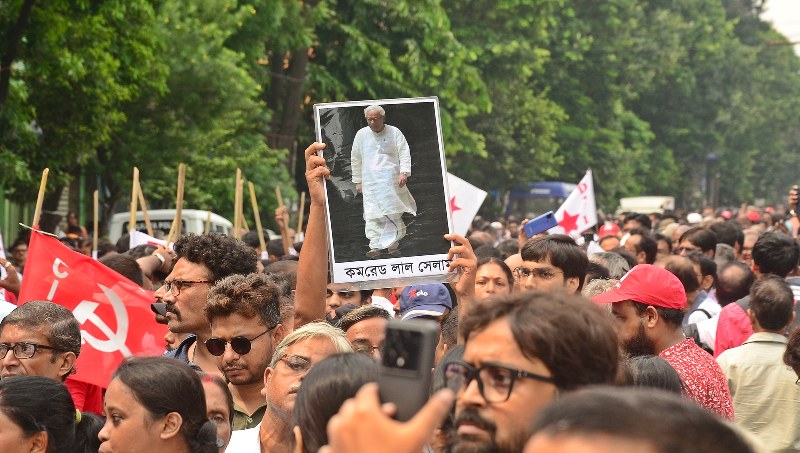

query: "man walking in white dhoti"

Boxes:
[352, 105, 417, 259]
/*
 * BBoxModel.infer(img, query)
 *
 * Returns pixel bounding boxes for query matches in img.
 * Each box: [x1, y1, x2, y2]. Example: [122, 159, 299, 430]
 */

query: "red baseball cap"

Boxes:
[598, 222, 620, 238]
[747, 211, 761, 222]
[591, 264, 687, 309]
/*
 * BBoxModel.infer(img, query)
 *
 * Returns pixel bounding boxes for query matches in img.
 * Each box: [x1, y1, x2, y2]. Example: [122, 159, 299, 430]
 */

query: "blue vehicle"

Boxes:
[504, 182, 576, 218]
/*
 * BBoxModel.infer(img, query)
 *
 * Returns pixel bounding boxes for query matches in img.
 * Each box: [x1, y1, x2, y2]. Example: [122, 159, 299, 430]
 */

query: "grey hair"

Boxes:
[364, 105, 385, 118]
[269, 322, 352, 367]
[590, 252, 631, 280]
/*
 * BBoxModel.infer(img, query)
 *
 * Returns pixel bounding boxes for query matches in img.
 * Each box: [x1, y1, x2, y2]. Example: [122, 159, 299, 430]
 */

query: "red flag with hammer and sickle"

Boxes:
[18, 231, 167, 388]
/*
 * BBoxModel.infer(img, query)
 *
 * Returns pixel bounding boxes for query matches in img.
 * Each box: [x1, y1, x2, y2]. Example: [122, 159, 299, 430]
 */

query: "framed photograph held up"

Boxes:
[314, 97, 454, 289]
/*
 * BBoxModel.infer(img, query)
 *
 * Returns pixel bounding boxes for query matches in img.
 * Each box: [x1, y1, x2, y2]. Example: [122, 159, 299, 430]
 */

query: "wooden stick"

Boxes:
[204, 210, 212, 235]
[297, 191, 306, 233]
[129, 168, 139, 233]
[275, 186, 284, 208]
[165, 164, 186, 245]
[234, 169, 242, 239]
[248, 181, 266, 252]
[136, 180, 153, 237]
[32, 168, 49, 228]
[93, 190, 99, 257]
[174, 163, 186, 238]
[239, 178, 248, 231]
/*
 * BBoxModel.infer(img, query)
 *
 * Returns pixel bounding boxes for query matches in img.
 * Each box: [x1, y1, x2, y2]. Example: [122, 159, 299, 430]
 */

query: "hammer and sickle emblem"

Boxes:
[72, 284, 132, 357]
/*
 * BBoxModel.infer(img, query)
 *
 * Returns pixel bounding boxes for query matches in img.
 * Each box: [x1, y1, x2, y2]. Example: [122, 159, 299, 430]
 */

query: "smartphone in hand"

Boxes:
[523, 211, 558, 238]
[379, 319, 438, 422]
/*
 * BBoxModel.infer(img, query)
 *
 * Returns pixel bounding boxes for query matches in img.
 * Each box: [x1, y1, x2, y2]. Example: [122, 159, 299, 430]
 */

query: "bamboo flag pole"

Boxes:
[32, 168, 49, 228]
[234, 169, 242, 239]
[204, 210, 212, 235]
[240, 211, 250, 231]
[165, 164, 186, 245]
[129, 168, 140, 233]
[248, 182, 266, 253]
[135, 180, 154, 237]
[239, 178, 248, 231]
[174, 164, 186, 238]
[92, 190, 99, 259]
[296, 191, 306, 233]
[275, 186, 284, 208]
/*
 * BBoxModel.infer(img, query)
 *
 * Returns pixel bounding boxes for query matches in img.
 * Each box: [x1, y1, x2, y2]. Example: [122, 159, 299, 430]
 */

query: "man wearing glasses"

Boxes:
[515, 235, 588, 294]
[156, 233, 259, 376]
[227, 322, 352, 452]
[0, 299, 99, 413]
[205, 272, 286, 430]
[442, 291, 618, 453]
[0, 301, 80, 382]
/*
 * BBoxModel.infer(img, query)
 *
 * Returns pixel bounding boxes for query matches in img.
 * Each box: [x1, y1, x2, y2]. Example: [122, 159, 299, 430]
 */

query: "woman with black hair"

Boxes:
[98, 357, 217, 453]
[292, 353, 378, 453]
[0, 375, 101, 452]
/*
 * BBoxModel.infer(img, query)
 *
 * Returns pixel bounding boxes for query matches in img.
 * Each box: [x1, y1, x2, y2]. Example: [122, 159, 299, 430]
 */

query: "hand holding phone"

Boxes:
[379, 319, 439, 422]
[523, 211, 558, 238]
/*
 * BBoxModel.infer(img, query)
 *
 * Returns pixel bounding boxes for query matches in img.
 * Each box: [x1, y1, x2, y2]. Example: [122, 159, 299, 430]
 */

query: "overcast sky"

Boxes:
[762, 0, 800, 56]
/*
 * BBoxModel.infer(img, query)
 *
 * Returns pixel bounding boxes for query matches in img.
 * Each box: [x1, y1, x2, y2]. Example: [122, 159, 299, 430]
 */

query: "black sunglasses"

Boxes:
[205, 325, 276, 356]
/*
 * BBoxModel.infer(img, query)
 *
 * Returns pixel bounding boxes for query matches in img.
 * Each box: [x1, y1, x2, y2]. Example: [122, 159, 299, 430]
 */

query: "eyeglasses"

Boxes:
[279, 354, 312, 375]
[205, 326, 275, 356]
[796, 377, 800, 386]
[162, 279, 211, 296]
[351, 340, 381, 356]
[0, 343, 60, 360]
[443, 360, 555, 403]
[513, 267, 563, 281]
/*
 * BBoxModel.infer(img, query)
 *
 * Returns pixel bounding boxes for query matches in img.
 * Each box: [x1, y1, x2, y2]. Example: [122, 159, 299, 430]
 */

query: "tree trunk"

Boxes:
[0, 0, 37, 107]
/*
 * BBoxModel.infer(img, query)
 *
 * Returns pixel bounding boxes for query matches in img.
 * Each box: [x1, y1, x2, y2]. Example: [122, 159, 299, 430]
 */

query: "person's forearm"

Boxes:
[136, 255, 163, 279]
[293, 203, 327, 327]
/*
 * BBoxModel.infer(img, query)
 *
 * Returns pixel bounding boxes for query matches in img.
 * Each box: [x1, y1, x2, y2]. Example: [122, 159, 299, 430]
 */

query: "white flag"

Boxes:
[129, 230, 169, 249]
[447, 173, 488, 236]
[549, 171, 597, 237]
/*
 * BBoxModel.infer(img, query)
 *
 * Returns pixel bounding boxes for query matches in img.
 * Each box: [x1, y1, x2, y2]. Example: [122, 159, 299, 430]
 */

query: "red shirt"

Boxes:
[714, 302, 752, 358]
[660, 338, 735, 420]
[65, 377, 105, 415]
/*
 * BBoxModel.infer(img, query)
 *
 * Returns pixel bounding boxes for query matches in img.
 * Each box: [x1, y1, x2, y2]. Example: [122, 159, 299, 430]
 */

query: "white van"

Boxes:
[108, 209, 233, 243]
[617, 196, 675, 215]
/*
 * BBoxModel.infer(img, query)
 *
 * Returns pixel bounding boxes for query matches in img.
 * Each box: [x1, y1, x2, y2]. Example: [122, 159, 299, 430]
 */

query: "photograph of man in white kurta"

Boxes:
[351, 105, 418, 259]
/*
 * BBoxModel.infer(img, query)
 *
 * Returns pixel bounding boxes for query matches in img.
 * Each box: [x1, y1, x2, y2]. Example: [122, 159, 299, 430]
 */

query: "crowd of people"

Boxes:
[0, 142, 798, 452]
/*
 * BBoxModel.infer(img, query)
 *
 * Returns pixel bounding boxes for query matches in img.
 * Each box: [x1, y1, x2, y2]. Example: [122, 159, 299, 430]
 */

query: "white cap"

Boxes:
[686, 212, 702, 225]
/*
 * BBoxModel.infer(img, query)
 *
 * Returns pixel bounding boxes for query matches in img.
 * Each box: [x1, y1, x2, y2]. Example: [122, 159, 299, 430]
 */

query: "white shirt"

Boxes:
[227, 422, 261, 452]
[351, 125, 416, 220]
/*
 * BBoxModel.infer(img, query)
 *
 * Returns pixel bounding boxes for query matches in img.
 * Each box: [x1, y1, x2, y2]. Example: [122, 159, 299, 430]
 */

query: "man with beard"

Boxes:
[205, 272, 286, 430]
[442, 291, 619, 453]
[156, 233, 258, 376]
[226, 322, 352, 452]
[314, 292, 618, 453]
[592, 264, 734, 419]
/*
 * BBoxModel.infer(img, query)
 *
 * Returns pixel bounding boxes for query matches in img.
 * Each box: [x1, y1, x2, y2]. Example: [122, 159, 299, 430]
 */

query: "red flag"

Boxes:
[18, 231, 168, 388]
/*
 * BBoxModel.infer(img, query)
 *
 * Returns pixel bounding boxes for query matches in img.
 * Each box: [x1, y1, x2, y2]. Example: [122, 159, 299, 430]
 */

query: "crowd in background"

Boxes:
[0, 145, 798, 452]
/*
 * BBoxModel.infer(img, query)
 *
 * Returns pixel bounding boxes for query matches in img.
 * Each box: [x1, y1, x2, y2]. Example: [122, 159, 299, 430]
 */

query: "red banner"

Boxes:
[18, 231, 168, 388]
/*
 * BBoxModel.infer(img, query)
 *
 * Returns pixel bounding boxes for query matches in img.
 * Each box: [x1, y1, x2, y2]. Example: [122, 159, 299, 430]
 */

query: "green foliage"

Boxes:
[310, 0, 490, 156]
[0, 0, 162, 201]
[3, 0, 800, 227]
[103, 0, 292, 230]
